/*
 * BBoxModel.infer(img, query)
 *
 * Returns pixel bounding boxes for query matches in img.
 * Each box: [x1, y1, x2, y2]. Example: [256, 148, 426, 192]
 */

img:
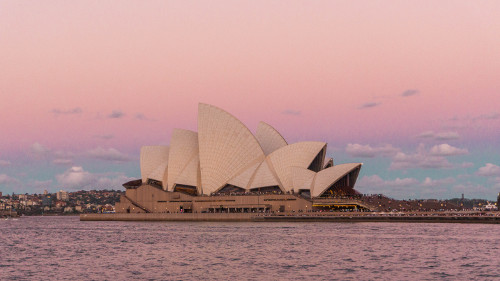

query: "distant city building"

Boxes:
[42, 194, 53, 207]
[43, 190, 48, 195]
[497, 192, 500, 209]
[57, 190, 69, 201]
[0, 191, 2, 198]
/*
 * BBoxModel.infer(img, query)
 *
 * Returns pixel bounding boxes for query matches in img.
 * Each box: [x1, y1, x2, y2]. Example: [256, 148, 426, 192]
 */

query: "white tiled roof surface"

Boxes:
[255, 121, 288, 155]
[140, 146, 169, 183]
[248, 159, 281, 190]
[174, 154, 200, 190]
[312, 163, 362, 197]
[167, 129, 199, 191]
[290, 166, 316, 192]
[267, 141, 326, 192]
[198, 103, 265, 194]
[148, 162, 168, 190]
[227, 159, 263, 189]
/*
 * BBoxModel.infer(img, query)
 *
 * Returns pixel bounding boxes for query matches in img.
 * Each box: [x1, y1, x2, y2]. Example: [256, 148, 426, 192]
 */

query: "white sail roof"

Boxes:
[227, 160, 262, 189]
[267, 141, 326, 192]
[290, 166, 316, 192]
[255, 122, 288, 155]
[248, 160, 281, 190]
[140, 145, 169, 184]
[174, 153, 200, 191]
[167, 129, 199, 191]
[198, 103, 266, 194]
[312, 163, 362, 197]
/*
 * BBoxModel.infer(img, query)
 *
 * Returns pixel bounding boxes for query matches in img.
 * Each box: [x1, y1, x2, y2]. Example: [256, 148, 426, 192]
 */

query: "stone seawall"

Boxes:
[255, 215, 500, 223]
[80, 213, 500, 223]
[1, 210, 18, 217]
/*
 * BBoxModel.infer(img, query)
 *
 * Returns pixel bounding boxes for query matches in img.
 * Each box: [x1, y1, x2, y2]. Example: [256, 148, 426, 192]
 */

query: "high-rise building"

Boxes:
[57, 190, 69, 201]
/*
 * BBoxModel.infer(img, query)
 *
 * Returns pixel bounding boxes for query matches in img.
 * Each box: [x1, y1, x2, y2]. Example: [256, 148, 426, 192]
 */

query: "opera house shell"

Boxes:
[116, 104, 363, 214]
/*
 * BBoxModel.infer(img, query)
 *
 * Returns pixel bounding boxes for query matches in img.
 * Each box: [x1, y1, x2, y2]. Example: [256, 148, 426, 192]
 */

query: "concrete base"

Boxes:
[80, 213, 256, 222]
[80, 213, 500, 223]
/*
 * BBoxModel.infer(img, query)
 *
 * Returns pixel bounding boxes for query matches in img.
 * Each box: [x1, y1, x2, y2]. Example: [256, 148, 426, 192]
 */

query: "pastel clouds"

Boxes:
[429, 144, 468, 156]
[107, 110, 125, 119]
[0, 160, 11, 166]
[56, 166, 134, 190]
[0, 174, 18, 184]
[417, 131, 460, 141]
[391, 150, 453, 170]
[87, 147, 133, 162]
[421, 177, 456, 187]
[401, 89, 419, 97]
[358, 102, 380, 109]
[56, 166, 93, 188]
[52, 107, 82, 115]
[359, 175, 419, 188]
[476, 163, 500, 177]
[346, 143, 467, 170]
[53, 158, 73, 165]
[346, 143, 400, 158]
[31, 142, 50, 155]
[281, 109, 301, 116]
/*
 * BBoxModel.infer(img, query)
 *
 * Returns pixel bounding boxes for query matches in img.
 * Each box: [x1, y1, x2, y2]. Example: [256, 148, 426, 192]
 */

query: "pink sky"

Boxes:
[1, 1, 499, 198]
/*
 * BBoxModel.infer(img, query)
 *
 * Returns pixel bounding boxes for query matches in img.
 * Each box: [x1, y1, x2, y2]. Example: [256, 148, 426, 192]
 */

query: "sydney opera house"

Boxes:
[115, 104, 363, 214]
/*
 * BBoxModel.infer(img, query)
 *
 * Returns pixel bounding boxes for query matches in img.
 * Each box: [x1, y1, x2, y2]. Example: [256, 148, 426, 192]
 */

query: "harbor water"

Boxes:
[1, 216, 499, 280]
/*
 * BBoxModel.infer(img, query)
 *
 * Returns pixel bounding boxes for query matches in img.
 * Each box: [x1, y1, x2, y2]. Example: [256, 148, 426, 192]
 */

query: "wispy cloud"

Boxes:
[473, 112, 499, 121]
[416, 131, 460, 141]
[53, 158, 73, 165]
[135, 113, 154, 121]
[87, 147, 132, 162]
[108, 110, 125, 119]
[461, 162, 474, 168]
[429, 144, 468, 156]
[345, 143, 400, 158]
[56, 166, 134, 190]
[476, 163, 500, 177]
[93, 134, 114, 140]
[31, 142, 50, 155]
[421, 177, 456, 187]
[0, 174, 19, 185]
[358, 102, 380, 109]
[401, 89, 419, 97]
[357, 175, 419, 188]
[389, 144, 454, 170]
[0, 160, 11, 166]
[282, 109, 301, 116]
[56, 166, 95, 189]
[52, 107, 82, 115]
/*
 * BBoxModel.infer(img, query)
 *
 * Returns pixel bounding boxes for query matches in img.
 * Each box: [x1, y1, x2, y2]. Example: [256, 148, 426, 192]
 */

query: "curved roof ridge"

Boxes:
[255, 121, 288, 155]
[167, 128, 198, 191]
[312, 163, 362, 197]
[290, 166, 316, 192]
[198, 103, 266, 194]
[267, 141, 327, 192]
[140, 145, 169, 183]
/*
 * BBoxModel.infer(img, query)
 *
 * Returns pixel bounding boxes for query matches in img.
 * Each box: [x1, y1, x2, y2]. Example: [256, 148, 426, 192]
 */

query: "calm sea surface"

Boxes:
[1, 216, 499, 280]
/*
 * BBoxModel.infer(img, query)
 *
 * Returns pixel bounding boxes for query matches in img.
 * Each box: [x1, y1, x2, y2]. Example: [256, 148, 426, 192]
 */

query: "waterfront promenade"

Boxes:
[81, 211, 500, 223]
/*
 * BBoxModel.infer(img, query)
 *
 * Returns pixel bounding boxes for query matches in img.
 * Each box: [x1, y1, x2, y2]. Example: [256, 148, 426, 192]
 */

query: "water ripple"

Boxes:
[0, 217, 499, 280]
